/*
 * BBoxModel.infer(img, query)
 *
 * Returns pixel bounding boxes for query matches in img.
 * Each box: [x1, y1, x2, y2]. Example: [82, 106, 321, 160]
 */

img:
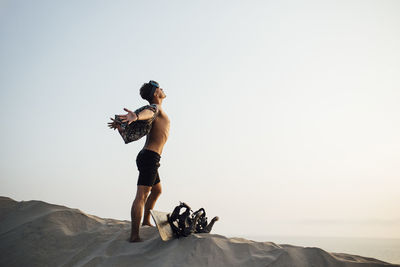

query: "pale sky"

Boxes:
[1, 0, 399, 239]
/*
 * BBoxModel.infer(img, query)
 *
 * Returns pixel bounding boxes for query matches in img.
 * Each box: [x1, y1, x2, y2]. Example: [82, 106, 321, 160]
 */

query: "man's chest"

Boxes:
[154, 111, 170, 130]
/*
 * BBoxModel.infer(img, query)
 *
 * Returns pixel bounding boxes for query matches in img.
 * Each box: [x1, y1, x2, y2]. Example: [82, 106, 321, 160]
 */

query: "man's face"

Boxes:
[157, 87, 166, 99]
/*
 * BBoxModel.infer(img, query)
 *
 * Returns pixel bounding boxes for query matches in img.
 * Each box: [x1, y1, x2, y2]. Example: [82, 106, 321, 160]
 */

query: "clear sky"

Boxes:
[1, 0, 399, 239]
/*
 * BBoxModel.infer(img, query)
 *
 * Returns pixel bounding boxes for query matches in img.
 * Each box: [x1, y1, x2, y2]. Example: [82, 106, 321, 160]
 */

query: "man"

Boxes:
[108, 80, 170, 242]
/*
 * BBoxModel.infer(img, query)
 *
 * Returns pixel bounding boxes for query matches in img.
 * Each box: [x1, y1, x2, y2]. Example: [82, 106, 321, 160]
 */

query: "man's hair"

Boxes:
[140, 80, 159, 102]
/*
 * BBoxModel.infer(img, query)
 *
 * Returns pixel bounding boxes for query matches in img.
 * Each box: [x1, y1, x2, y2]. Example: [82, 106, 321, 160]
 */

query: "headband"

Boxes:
[147, 80, 159, 100]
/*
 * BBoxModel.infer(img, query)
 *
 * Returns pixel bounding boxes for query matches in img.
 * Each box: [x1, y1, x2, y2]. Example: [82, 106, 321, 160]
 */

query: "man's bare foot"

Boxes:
[142, 222, 155, 227]
[129, 237, 144, 243]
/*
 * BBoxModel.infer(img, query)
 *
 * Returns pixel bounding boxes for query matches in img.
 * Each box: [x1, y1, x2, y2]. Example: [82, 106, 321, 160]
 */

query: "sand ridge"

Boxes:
[0, 196, 398, 267]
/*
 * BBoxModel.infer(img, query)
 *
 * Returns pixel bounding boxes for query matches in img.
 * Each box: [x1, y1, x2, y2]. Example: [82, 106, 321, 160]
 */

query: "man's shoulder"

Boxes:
[149, 103, 159, 109]
[136, 104, 159, 113]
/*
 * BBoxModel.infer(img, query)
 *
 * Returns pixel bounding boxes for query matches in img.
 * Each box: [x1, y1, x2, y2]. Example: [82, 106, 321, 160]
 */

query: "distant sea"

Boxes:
[240, 235, 400, 265]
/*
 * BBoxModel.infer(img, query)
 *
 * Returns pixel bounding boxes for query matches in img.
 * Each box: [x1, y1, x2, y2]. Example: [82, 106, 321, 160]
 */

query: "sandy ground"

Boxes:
[0, 196, 398, 267]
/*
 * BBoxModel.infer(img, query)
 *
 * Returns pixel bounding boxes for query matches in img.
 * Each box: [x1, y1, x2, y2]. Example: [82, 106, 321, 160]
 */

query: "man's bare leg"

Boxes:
[142, 182, 162, 226]
[130, 185, 151, 242]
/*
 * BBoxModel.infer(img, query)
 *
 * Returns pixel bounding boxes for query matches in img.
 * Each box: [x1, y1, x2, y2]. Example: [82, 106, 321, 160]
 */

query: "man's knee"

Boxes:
[151, 183, 162, 196]
[135, 194, 148, 203]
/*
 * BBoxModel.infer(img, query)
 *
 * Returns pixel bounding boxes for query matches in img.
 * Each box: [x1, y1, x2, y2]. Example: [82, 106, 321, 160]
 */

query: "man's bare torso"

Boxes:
[144, 105, 170, 155]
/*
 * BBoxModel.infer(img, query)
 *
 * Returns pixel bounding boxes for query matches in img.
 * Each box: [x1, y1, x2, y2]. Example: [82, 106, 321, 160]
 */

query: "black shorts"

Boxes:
[136, 149, 161, 186]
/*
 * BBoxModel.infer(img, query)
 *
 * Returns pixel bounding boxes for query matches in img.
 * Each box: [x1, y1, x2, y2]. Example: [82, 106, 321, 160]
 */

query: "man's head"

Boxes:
[140, 80, 166, 103]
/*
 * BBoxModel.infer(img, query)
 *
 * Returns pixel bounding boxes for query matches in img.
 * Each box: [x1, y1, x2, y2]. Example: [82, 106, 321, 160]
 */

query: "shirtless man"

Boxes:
[108, 80, 170, 242]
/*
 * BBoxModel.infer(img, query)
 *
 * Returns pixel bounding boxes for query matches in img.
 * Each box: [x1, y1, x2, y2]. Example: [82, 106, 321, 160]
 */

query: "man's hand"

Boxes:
[108, 118, 122, 130]
[117, 108, 138, 125]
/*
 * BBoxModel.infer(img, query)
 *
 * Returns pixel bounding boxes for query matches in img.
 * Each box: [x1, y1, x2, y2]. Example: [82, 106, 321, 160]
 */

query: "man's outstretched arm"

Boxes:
[117, 107, 156, 125]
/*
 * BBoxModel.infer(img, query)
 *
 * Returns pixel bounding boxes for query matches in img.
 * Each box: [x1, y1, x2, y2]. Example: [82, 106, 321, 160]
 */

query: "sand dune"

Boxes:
[0, 196, 398, 267]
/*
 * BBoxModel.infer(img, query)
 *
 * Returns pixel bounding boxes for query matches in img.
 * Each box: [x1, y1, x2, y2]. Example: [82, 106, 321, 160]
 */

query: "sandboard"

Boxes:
[150, 210, 175, 241]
